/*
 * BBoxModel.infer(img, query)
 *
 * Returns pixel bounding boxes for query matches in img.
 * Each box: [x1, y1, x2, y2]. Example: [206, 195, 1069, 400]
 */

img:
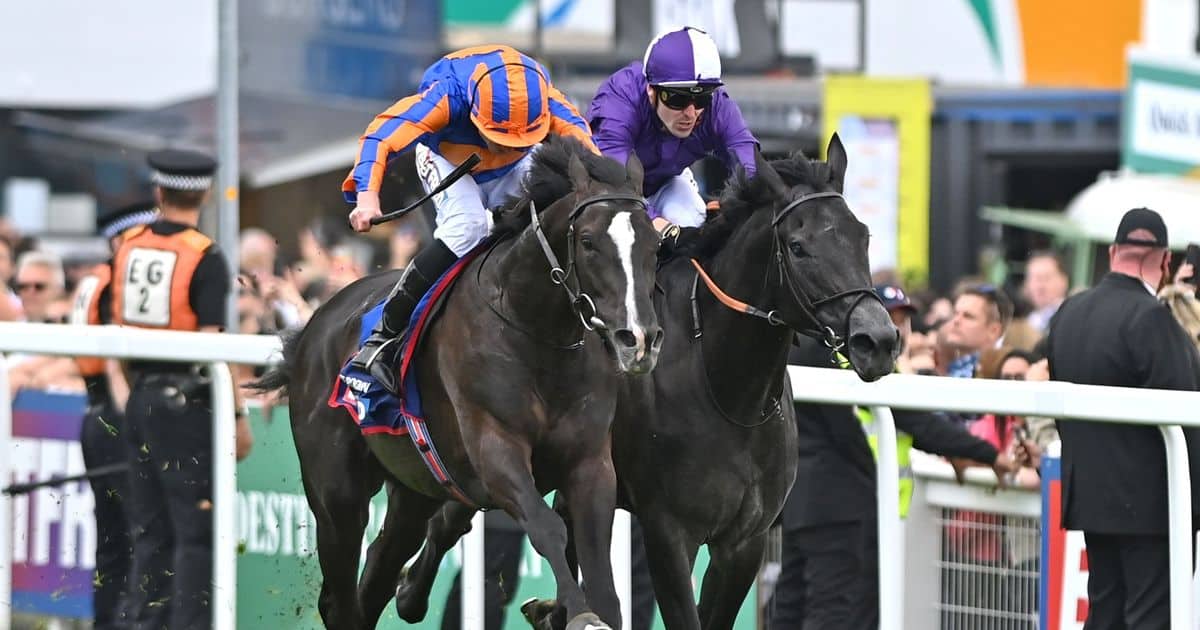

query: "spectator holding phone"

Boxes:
[1159, 242, 1200, 353]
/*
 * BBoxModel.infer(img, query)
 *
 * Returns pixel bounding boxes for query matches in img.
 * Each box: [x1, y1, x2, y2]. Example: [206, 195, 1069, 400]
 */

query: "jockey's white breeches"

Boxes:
[415, 144, 538, 257]
[647, 167, 707, 228]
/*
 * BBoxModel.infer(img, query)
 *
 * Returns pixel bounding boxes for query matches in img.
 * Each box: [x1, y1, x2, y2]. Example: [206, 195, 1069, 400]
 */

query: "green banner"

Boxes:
[235, 407, 756, 629]
[1122, 50, 1200, 175]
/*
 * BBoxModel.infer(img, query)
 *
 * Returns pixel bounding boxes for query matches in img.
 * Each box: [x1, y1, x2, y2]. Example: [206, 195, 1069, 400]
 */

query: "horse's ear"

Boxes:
[568, 152, 590, 192]
[625, 154, 644, 196]
[826, 133, 848, 192]
[753, 149, 789, 199]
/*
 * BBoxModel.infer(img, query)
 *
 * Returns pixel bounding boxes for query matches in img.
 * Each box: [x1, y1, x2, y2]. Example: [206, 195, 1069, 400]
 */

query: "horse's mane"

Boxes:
[677, 151, 833, 260]
[491, 135, 629, 236]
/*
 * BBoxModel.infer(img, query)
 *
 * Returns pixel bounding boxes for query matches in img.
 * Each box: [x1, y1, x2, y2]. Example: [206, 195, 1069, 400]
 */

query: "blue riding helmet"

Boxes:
[642, 26, 724, 88]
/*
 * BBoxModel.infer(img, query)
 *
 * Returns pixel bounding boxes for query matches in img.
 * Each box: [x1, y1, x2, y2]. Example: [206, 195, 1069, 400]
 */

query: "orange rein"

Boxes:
[689, 259, 781, 324]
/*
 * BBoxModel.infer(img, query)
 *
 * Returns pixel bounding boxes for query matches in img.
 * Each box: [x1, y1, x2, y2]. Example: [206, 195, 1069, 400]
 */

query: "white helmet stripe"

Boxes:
[686, 27, 722, 83]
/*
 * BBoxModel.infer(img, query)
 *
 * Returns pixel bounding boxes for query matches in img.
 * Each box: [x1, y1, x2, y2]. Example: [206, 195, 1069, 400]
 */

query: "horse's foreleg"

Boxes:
[696, 534, 768, 630]
[392, 500, 476, 622]
[357, 481, 444, 626]
[640, 515, 702, 630]
[475, 433, 598, 629]
[564, 454, 621, 629]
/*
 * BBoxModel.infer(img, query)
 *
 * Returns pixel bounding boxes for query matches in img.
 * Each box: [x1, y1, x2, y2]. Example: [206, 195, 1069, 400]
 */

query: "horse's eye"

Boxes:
[789, 240, 808, 258]
[580, 235, 595, 251]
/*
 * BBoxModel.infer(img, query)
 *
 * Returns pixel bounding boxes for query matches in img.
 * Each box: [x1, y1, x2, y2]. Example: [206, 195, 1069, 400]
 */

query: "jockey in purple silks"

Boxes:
[587, 26, 759, 239]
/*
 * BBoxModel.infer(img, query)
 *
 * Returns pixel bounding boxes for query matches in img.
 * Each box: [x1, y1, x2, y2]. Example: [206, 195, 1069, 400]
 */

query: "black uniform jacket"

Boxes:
[783, 336, 1000, 530]
[1047, 272, 1200, 535]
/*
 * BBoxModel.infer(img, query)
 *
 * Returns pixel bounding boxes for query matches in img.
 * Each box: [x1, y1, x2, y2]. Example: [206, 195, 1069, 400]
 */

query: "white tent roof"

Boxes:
[1065, 171, 1200, 249]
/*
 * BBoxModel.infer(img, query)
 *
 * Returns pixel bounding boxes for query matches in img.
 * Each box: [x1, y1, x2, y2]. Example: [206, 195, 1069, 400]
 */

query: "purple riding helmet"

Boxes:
[643, 26, 724, 90]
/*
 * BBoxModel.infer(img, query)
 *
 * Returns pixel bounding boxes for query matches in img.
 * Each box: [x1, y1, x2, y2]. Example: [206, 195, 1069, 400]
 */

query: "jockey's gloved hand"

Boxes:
[656, 223, 700, 263]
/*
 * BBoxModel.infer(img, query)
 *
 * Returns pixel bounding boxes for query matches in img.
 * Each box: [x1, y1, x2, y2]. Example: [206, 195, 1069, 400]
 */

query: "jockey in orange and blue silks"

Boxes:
[345, 45, 597, 388]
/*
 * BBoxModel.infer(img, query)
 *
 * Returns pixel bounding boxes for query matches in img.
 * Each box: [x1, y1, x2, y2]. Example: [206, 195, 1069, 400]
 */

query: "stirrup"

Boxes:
[363, 336, 401, 370]
[366, 337, 402, 393]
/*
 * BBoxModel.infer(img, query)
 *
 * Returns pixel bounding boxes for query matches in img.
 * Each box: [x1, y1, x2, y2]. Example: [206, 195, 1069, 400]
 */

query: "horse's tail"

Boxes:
[245, 327, 303, 396]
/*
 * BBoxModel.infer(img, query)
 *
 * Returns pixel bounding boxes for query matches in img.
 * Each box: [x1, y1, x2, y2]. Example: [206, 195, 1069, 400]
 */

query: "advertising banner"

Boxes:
[823, 76, 932, 286]
[1123, 49, 1200, 176]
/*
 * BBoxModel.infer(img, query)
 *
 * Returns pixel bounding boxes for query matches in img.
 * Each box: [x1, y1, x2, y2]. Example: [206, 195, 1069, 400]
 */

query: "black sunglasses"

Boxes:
[16, 282, 47, 293]
[657, 87, 714, 111]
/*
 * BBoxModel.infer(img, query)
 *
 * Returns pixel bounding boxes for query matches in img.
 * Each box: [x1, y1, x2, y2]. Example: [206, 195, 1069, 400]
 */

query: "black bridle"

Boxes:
[691, 190, 882, 352]
[530, 192, 647, 334]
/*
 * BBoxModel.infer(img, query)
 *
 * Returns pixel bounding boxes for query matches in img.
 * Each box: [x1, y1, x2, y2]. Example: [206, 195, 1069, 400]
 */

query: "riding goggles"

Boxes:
[656, 86, 715, 111]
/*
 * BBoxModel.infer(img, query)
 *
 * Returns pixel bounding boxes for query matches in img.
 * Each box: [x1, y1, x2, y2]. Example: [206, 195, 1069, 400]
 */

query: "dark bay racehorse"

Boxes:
[251, 136, 663, 630]
[383, 135, 899, 630]
[599, 134, 898, 630]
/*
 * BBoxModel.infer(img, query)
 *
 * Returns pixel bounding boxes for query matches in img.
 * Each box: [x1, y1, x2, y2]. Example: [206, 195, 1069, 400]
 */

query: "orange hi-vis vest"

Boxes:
[70, 263, 110, 377]
[112, 224, 212, 331]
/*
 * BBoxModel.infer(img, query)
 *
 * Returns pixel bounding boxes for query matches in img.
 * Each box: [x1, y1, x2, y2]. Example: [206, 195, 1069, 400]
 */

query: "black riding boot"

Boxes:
[350, 239, 459, 392]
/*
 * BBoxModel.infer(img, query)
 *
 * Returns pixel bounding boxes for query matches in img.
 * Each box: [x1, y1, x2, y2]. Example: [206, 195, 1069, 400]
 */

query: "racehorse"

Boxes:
[377, 134, 900, 630]
[250, 136, 663, 630]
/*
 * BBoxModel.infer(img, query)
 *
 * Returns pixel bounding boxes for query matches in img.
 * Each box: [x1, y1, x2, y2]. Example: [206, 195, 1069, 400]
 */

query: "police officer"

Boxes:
[70, 200, 159, 629]
[1046, 207, 1200, 629]
[769, 285, 1015, 630]
[111, 149, 248, 630]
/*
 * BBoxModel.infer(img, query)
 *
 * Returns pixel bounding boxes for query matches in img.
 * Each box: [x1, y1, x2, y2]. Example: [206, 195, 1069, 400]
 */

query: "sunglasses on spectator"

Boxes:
[963, 283, 1013, 325]
[1000, 374, 1025, 381]
[42, 315, 67, 324]
[16, 282, 48, 293]
[657, 87, 714, 111]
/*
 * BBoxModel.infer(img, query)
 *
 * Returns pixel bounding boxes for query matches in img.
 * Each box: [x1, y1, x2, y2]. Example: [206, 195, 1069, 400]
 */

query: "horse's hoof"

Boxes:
[520, 598, 561, 629]
[566, 612, 612, 630]
[394, 578, 428, 623]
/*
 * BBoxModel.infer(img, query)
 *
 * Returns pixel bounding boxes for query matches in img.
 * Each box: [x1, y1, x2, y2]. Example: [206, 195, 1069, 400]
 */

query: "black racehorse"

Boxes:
[250, 136, 663, 630]
[377, 134, 900, 630]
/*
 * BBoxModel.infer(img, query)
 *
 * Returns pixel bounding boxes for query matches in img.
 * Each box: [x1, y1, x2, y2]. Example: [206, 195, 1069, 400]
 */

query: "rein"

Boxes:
[530, 192, 647, 333]
[689, 190, 882, 352]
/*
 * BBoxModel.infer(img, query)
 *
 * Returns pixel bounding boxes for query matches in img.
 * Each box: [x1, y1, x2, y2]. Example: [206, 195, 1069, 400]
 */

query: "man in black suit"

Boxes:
[1046, 207, 1200, 629]
[768, 285, 1016, 630]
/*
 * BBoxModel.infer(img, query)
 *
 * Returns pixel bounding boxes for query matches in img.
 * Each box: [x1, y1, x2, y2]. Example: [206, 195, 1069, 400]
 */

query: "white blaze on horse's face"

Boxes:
[607, 212, 647, 360]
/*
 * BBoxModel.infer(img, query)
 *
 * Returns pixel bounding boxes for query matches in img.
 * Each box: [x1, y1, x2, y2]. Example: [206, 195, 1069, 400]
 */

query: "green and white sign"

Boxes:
[235, 407, 756, 629]
[1122, 48, 1200, 175]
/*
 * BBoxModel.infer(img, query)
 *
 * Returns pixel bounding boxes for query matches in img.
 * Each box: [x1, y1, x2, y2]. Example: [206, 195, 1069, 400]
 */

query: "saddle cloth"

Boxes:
[329, 243, 486, 433]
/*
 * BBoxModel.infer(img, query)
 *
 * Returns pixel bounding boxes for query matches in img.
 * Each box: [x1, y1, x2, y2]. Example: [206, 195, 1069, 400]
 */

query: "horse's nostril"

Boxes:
[614, 329, 640, 349]
[651, 329, 665, 349]
[849, 332, 877, 356]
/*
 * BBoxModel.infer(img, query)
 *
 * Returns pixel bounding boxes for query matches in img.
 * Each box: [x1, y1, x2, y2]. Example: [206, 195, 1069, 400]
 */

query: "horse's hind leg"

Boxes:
[357, 481, 444, 626]
[392, 500, 477, 622]
[295, 405, 383, 630]
[696, 534, 768, 630]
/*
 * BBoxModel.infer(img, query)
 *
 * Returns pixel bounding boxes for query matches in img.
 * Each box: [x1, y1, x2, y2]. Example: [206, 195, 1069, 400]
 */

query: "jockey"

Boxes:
[345, 45, 597, 387]
[587, 26, 758, 236]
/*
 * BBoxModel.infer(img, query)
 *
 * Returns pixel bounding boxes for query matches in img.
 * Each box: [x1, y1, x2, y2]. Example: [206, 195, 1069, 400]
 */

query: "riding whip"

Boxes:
[369, 153, 483, 226]
[2, 462, 129, 496]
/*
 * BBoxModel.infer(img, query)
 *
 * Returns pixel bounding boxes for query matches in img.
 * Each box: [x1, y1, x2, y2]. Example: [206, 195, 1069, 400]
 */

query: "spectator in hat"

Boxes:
[111, 149, 252, 630]
[1044, 207, 1200, 628]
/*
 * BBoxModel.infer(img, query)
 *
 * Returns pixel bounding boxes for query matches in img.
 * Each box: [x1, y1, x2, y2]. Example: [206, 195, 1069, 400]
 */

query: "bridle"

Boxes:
[530, 192, 647, 334]
[691, 190, 882, 352]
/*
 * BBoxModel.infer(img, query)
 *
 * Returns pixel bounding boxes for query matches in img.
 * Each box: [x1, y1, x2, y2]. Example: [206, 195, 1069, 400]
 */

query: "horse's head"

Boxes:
[755, 134, 899, 381]
[533, 144, 662, 375]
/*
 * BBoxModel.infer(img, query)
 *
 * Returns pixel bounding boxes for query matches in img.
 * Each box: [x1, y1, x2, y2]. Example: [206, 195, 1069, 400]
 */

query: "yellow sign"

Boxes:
[823, 76, 932, 287]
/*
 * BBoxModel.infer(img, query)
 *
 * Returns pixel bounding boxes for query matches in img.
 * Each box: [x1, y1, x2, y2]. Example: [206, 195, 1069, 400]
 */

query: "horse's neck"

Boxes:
[698, 217, 792, 420]
[484, 220, 577, 338]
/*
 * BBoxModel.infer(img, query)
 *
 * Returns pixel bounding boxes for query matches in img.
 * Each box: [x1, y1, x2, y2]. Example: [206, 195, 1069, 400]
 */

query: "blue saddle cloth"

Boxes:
[329, 240, 488, 435]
